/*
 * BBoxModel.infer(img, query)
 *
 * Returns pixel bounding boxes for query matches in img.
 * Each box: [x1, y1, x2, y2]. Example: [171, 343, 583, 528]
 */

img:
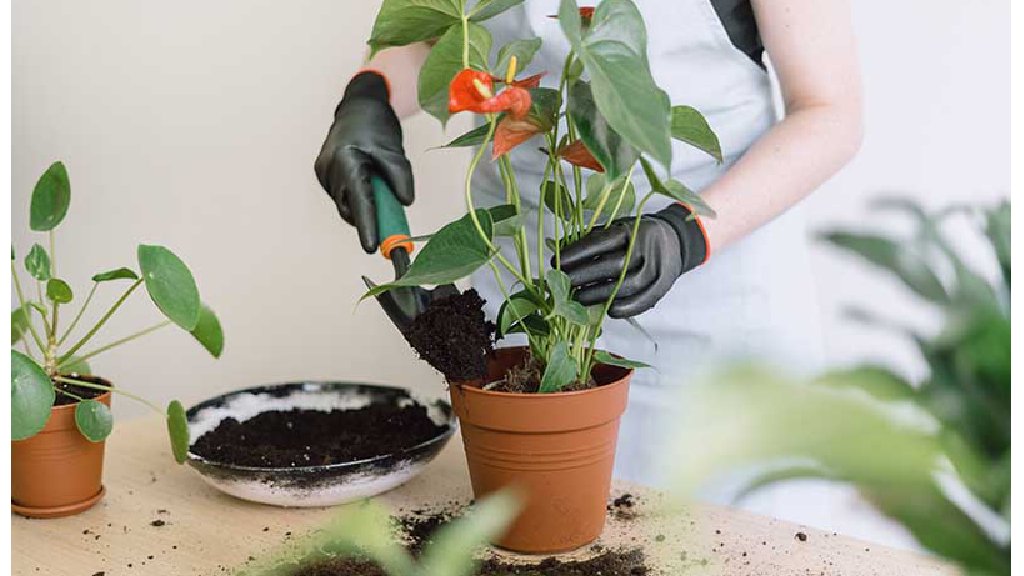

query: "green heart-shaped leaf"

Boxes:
[25, 244, 52, 281]
[568, 81, 639, 181]
[46, 279, 73, 303]
[539, 340, 578, 393]
[639, 156, 716, 218]
[560, 0, 672, 168]
[488, 204, 520, 237]
[137, 245, 201, 330]
[470, 0, 525, 21]
[75, 399, 113, 442]
[363, 210, 494, 298]
[671, 105, 722, 163]
[30, 161, 71, 231]
[190, 304, 224, 358]
[166, 400, 190, 464]
[368, 0, 461, 55]
[495, 37, 541, 75]
[497, 295, 538, 337]
[417, 22, 492, 124]
[593, 350, 649, 369]
[11, 350, 55, 440]
[92, 267, 139, 282]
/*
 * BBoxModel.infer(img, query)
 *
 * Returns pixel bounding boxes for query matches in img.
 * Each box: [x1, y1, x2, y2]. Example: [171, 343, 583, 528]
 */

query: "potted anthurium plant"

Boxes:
[11, 161, 223, 518]
[362, 0, 720, 553]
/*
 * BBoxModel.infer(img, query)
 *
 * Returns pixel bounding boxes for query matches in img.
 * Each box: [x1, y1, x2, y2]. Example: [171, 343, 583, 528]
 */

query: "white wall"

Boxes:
[12, 0, 1009, 417]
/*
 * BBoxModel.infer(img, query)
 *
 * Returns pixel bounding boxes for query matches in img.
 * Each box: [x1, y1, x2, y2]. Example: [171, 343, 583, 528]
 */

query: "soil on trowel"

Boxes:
[290, 505, 651, 576]
[190, 405, 446, 467]
[403, 289, 495, 382]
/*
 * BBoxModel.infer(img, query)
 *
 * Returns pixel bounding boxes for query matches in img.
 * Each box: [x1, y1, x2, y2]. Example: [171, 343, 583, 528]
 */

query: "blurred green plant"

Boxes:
[11, 160, 223, 462]
[675, 199, 1009, 576]
[240, 491, 520, 576]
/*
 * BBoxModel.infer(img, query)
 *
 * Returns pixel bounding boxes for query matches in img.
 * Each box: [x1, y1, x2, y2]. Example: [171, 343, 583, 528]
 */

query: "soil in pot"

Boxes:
[53, 378, 106, 406]
[402, 289, 494, 381]
[190, 404, 446, 467]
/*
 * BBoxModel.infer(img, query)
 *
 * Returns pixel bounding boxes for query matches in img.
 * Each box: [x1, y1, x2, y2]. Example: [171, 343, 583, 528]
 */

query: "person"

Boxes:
[316, 0, 869, 537]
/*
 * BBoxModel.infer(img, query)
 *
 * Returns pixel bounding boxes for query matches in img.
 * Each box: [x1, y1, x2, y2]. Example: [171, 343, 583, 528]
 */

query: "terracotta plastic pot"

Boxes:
[449, 346, 631, 553]
[11, 384, 111, 518]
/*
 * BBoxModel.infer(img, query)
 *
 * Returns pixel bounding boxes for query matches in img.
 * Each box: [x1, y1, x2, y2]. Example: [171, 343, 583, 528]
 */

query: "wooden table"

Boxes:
[12, 417, 955, 576]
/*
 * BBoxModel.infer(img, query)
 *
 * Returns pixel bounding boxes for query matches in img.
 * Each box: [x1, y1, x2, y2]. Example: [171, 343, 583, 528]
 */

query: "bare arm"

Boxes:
[363, 44, 431, 118]
[699, 0, 863, 253]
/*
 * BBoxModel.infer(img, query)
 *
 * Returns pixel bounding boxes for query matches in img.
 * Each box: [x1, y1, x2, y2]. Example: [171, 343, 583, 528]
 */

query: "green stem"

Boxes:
[11, 261, 46, 354]
[48, 230, 59, 338]
[460, 1, 469, 68]
[536, 152, 555, 283]
[58, 321, 172, 370]
[604, 167, 636, 228]
[54, 375, 163, 415]
[583, 191, 656, 377]
[58, 282, 98, 346]
[59, 279, 143, 365]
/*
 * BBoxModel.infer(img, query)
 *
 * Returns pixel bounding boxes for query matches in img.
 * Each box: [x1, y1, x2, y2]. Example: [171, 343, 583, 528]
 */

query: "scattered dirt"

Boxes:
[190, 405, 446, 467]
[290, 502, 651, 576]
[52, 378, 106, 406]
[150, 520, 166, 527]
[403, 289, 494, 381]
[608, 493, 640, 521]
[795, 531, 807, 542]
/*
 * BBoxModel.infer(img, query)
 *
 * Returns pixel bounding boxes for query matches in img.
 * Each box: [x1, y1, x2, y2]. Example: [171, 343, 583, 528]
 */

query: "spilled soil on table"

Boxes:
[190, 404, 446, 467]
[289, 501, 651, 576]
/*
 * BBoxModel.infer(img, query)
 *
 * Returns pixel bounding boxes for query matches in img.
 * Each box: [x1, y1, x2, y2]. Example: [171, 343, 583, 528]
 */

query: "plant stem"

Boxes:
[459, 1, 469, 68]
[49, 229, 59, 337]
[58, 279, 143, 365]
[11, 261, 46, 354]
[54, 375, 164, 415]
[58, 320, 172, 370]
[583, 191, 656, 376]
[536, 152, 555, 282]
[58, 282, 98, 346]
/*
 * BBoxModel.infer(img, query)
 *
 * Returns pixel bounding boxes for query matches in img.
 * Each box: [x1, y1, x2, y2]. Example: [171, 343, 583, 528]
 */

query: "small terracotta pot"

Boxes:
[11, 382, 111, 518]
[449, 346, 631, 553]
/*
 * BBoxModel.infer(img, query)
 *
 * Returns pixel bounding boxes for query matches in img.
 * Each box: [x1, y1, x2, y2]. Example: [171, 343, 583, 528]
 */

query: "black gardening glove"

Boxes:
[314, 71, 414, 253]
[560, 204, 709, 318]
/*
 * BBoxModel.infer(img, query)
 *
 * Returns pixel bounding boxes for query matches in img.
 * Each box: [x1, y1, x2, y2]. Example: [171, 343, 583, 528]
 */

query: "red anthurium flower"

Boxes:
[557, 140, 604, 172]
[448, 68, 532, 120]
[491, 71, 546, 89]
[493, 117, 542, 159]
[548, 6, 595, 24]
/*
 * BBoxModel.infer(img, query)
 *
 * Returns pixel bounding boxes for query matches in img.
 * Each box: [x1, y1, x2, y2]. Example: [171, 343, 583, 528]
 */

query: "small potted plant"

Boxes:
[11, 160, 223, 518]
[361, 0, 720, 552]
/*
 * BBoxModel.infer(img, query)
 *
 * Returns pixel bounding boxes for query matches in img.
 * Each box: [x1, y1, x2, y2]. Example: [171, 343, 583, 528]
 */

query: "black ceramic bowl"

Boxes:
[185, 381, 455, 507]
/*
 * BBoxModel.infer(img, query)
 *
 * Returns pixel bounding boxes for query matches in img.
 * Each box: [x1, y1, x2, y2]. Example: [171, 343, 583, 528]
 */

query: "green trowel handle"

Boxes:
[371, 175, 412, 260]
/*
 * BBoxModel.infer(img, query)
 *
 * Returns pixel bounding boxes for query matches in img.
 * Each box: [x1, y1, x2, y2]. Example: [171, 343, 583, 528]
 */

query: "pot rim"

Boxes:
[49, 374, 112, 414]
[451, 346, 633, 399]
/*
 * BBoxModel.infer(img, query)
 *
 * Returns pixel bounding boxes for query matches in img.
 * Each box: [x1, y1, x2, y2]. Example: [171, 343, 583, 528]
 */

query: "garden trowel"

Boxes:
[362, 175, 458, 334]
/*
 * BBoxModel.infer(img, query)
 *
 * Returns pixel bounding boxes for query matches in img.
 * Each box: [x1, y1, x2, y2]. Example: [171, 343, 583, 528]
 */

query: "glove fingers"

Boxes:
[564, 251, 628, 288]
[326, 157, 353, 224]
[572, 255, 646, 306]
[373, 151, 415, 206]
[608, 272, 672, 319]
[337, 147, 380, 253]
[559, 224, 631, 269]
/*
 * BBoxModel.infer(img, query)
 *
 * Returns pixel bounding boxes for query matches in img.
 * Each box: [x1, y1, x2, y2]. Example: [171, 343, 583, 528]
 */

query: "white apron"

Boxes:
[466, 0, 861, 530]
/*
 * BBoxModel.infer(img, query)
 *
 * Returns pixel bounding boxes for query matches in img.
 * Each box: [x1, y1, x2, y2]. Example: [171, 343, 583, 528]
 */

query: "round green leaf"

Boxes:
[190, 305, 224, 358]
[75, 399, 113, 442]
[63, 356, 92, 376]
[11, 307, 30, 345]
[46, 278, 73, 303]
[137, 245, 201, 330]
[92, 267, 139, 282]
[30, 161, 71, 231]
[24, 244, 51, 281]
[166, 400, 190, 464]
[11, 350, 55, 440]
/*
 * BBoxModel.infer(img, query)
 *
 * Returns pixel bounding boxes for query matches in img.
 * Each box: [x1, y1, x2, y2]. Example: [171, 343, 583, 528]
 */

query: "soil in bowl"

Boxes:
[190, 404, 446, 467]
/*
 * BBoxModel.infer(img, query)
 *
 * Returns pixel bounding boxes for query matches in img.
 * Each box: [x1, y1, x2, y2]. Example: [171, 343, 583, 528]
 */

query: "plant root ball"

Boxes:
[403, 289, 494, 381]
